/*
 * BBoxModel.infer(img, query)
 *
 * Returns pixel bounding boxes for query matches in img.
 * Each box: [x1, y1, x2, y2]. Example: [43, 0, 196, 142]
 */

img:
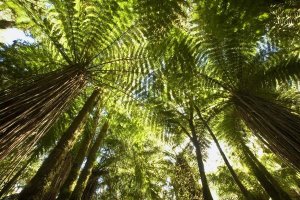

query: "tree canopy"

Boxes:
[0, 0, 300, 199]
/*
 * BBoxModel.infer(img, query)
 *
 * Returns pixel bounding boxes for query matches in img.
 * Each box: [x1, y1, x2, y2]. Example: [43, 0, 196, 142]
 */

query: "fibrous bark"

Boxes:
[57, 106, 101, 200]
[69, 121, 109, 200]
[241, 141, 291, 200]
[233, 92, 300, 170]
[18, 89, 100, 200]
[0, 67, 87, 161]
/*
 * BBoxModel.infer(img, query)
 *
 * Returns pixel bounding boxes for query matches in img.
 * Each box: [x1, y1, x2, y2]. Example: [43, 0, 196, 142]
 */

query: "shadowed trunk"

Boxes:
[0, 67, 87, 161]
[194, 105, 256, 200]
[18, 89, 100, 200]
[44, 154, 73, 200]
[188, 106, 213, 200]
[57, 106, 101, 200]
[81, 168, 107, 200]
[247, 150, 291, 199]
[241, 139, 292, 200]
[242, 146, 279, 199]
[233, 93, 300, 170]
[240, 141, 291, 200]
[190, 136, 213, 200]
[69, 121, 109, 200]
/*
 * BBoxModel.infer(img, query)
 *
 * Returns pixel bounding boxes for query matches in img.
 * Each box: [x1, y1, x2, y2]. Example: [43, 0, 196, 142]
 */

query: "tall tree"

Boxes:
[194, 105, 256, 200]
[216, 108, 293, 199]
[0, 0, 300, 199]
[240, 136, 292, 200]
[191, 0, 300, 169]
[188, 105, 213, 200]
[81, 165, 107, 200]
[150, 97, 214, 200]
[69, 121, 109, 200]
[0, 0, 149, 161]
[18, 89, 100, 200]
[57, 105, 102, 200]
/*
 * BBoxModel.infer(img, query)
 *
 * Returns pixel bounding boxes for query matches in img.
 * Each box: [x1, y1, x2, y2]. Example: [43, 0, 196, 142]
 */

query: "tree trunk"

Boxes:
[241, 141, 292, 200]
[81, 168, 107, 200]
[248, 151, 291, 200]
[191, 137, 213, 200]
[188, 108, 213, 200]
[194, 106, 256, 200]
[44, 153, 73, 200]
[233, 92, 300, 169]
[18, 89, 100, 200]
[57, 106, 101, 200]
[240, 141, 289, 200]
[0, 67, 86, 161]
[69, 121, 109, 200]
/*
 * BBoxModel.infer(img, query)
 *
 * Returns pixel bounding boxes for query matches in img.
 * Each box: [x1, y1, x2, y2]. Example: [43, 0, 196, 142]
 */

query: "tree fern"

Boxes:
[0, 0, 155, 163]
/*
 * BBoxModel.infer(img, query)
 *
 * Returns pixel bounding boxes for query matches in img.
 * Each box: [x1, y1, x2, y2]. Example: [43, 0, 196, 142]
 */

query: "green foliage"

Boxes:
[1, 0, 300, 199]
[209, 165, 268, 200]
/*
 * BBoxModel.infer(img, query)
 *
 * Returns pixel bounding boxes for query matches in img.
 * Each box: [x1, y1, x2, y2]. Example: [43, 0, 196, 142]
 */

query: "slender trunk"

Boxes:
[240, 142, 286, 200]
[233, 92, 300, 169]
[81, 168, 107, 200]
[0, 154, 35, 198]
[188, 108, 213, 200]
[18, 89, 100, 200]
[45, 153, 73, 200]
[0, 67, 86, 161]
[249, 151, 291, 200]
[57, 106, 101, 200]
[194, 106, 255, 200]
[191, 137, 213, 200]
[242, 141, 292, 200]
[69, 121, 109, 200]
[243, 148, 279, 199]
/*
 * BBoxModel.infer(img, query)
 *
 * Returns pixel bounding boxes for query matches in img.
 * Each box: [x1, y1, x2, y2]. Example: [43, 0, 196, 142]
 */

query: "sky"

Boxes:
[205, 142, 222, 199]
[0, 28, 34, 44]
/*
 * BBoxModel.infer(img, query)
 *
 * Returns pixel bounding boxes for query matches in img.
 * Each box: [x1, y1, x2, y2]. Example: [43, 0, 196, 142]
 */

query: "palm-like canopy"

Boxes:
[149, 0, 300, 169]
[196, 34, 300, 168]
[0, 0, 150, 160]
[0, 0, 300, 199]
